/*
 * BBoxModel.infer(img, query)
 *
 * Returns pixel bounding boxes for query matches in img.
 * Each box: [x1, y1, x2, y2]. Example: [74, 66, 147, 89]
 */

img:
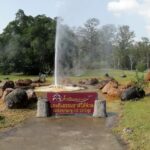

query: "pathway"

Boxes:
[0, 117, 125, 150]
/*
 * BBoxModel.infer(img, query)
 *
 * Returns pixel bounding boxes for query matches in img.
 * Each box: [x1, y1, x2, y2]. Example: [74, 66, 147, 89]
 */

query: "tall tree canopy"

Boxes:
[0, 9, 56, 74]
[0, 10, 150, 75]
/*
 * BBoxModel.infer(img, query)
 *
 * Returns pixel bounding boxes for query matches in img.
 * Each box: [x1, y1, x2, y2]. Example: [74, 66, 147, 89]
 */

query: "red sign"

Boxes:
[47, 92, 98, 115]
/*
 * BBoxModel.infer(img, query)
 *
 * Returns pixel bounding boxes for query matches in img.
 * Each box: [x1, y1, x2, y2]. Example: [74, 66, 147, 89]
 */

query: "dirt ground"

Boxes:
[0, 116, 126, 150]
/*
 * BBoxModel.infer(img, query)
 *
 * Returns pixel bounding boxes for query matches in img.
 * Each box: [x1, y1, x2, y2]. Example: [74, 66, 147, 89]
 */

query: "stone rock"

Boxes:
[121, 87, 145, 101]
[79, 78, 99, 85]
[15, 79, 32, 86]
[0, 88, 3, 97]
[32, 78, 40, 83]
[89, 78, 99, 85]
[5, 88, 28, 109]
[107, 88, 121, 97]
[78, 79, 88, 85]
[26, 89, 37, 103]
[145, 71, 150, 81]
[1, 88, 14, 101]
[0, 81, 15, 91]
[97, 80, 110, 89]
[102, 81, 118, 94]
[30, 83, 40, 88]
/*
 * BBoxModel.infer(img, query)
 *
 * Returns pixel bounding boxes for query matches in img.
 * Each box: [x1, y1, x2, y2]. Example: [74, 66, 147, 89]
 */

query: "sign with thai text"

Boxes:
[47, 92, 98, 115]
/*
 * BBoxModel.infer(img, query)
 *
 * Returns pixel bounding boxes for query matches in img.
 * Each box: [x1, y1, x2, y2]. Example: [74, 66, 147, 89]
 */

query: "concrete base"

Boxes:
[93, 100, 107, 118]
[36, 98, 50, 117]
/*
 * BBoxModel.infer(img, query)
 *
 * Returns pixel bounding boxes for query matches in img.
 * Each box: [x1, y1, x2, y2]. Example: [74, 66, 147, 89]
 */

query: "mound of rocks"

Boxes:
[15, 79, 32, 87]
[0, 80, 15, 91]
[97, 80, 110, 89]
[79, 78, 99, 85]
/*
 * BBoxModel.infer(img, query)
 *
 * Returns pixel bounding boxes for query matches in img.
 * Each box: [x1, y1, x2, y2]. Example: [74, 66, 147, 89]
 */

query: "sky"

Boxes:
[0, 0, 150, 40]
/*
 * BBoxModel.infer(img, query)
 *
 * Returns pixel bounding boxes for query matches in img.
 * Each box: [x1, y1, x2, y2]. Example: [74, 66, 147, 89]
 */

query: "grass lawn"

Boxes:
[114, 97, 150, 150]
[0, 73, 53, 82]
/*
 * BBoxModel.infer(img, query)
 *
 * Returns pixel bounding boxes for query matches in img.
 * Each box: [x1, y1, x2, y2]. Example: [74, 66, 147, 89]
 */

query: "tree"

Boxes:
[99, 24, 116, 68]
[128, 46, 136, 70]
[0, 9, 56, 75]
[77, 18, 100, 69]
[115, 25, 135, 69]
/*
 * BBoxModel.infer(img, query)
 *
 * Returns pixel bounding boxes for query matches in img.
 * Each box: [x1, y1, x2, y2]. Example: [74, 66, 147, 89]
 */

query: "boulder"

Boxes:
[30, 83, 40, 88]
[1, 88, 14, 101]
[15, 79, 32, 86]
[79, 79, 89, 85]
[0, 80, 15, 91]
[107, 88, 121, 97]
[121, 87, 145, 101]
[79, 78, 99, 85]
[88, 78, 99, 85]
[97, 80, 110, 89]
[102, 81, 119, 94]
[5, 88, 28, 109]
[26, 89, 37, 103]
[0, 88, 3, 97]
[32, 78, 40, 83]
[145, 71, 150, 81]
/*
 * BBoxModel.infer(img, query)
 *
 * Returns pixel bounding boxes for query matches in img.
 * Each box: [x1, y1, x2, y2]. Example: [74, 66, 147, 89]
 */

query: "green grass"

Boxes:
[0, 69, 145, 85]
[0, 73, 54, 83]
[114, 97, 150, 150]
[73, 69, 146, 84]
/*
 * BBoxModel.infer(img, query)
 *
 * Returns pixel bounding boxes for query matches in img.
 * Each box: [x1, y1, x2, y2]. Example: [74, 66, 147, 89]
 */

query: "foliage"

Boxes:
[136, 63, 146, 72]
[0, 9, 150, 74]
[133, 71, 148, 90]
[0, 9, 56, 75]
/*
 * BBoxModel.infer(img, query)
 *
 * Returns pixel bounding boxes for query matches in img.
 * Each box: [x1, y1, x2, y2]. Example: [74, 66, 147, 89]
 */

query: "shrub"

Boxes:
[136, 63, 146, 72]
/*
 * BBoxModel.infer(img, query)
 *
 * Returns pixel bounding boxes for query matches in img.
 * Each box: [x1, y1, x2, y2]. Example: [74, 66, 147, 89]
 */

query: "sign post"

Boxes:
[47, 92, 98, 115]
